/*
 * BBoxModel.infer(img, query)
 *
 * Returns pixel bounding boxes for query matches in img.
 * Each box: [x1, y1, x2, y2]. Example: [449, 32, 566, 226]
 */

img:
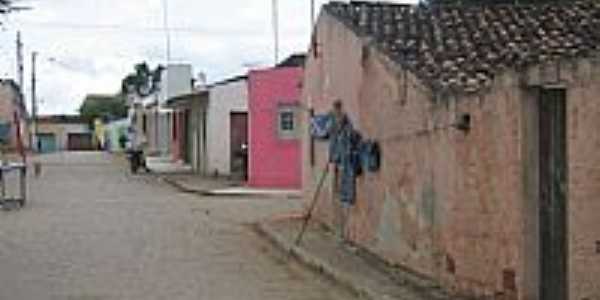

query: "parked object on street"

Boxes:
[0, 161, 26, 211]
[125, 124, 149, 174]
[126, 149, 147, 174]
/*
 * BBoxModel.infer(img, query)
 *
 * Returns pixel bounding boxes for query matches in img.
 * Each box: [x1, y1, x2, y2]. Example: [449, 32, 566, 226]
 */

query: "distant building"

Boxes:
[36, 115, 92, 152]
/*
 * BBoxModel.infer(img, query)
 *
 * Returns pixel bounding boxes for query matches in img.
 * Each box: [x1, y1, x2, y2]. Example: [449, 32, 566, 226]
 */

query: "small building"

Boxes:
[0, 79, 29, 151]
[36, 115, 92, 152]
[247, 55, 305, 188]
[206, 75, 249, 178]
[103, 118, 128, 153]
[164, 91, 209, 173]
[302, 1, 600, 299]
[160, 64, 193, 161]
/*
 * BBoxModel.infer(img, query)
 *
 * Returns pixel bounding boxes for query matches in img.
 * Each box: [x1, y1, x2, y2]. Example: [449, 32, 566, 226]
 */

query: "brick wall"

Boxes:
[302, 11, 600, 299]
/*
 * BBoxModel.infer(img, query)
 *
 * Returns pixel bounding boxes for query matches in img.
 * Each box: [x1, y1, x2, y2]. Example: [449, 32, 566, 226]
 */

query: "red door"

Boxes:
[230, 112, 248, 180]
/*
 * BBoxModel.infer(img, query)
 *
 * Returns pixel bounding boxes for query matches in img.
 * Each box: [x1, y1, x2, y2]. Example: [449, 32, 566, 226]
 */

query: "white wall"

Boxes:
[207, 79, 248, 176]
[159, 64, 193, 105]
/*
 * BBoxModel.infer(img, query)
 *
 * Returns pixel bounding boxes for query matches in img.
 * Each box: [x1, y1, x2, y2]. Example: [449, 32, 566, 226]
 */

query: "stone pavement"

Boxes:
[257, 217, 474, 300]
[0, 152, 357, 300]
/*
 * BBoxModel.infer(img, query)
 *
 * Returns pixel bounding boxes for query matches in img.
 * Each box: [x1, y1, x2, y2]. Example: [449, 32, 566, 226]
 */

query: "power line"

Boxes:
[11, 20, 255, 35]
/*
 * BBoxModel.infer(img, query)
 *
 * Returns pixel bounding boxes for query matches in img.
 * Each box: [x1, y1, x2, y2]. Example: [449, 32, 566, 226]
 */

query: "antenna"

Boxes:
[272, 0, 279, 65]
[161, 0, 171, 63]
[16, 31, 23, 92]
[311, 0, 315, 28]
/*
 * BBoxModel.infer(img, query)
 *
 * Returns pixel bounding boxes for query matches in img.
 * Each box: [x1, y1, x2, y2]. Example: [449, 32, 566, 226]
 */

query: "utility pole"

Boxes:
[16, 31, 24, 93]
[31, 51, 38, 152]
[311, 0, 316, 28]
[162, 0, 171, 63]
[272, 0, 279, 65]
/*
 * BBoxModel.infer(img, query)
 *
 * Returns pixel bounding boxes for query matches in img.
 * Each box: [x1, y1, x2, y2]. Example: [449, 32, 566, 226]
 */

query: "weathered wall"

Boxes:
[558, 59, 600, 300]
[206, 79, 248, 176]
[248, 67, 303, 189]
[302, 11, 528, 298]
[0, 80, 29, 150]
[304, 10, 600, 299]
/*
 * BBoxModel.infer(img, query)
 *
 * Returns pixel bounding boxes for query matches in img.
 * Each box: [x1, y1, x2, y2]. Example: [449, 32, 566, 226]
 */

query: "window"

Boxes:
[278, 105, 298, 139]
[280, 111, 295, 131]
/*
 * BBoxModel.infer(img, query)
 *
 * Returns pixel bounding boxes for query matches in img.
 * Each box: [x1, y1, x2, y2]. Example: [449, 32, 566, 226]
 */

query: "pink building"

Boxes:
[247, 55, 305, 189]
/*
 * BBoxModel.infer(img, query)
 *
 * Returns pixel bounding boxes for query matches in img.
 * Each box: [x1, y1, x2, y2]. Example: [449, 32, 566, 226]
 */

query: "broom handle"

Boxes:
[295, 163, 330, 246]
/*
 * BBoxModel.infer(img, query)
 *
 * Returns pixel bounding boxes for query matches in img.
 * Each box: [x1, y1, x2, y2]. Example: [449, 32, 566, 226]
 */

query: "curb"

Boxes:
[161, 177, 212, 196]
[162, 177, 302, 199]
[254, 221, 385, 300]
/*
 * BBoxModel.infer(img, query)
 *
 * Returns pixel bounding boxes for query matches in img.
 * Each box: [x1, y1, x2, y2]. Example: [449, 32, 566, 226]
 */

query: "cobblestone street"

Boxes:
[0, 152, 355, 300]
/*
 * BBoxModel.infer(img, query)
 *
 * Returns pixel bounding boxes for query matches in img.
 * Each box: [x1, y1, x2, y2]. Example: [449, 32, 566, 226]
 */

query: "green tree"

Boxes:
[0, 0, 31, 15]
[79, 94, 128, 124]
[121, 62, 164, 97]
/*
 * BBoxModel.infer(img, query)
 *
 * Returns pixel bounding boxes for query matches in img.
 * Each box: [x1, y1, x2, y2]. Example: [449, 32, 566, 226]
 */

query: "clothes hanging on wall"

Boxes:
[310, 113, 333, 140]
[310, 113, 381, 205]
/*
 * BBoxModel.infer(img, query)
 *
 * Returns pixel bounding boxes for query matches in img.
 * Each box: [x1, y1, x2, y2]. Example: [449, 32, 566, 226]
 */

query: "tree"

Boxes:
[121, 62, 164, 98]
[79, 94, 128, 125]
[0, 0, 32, 15]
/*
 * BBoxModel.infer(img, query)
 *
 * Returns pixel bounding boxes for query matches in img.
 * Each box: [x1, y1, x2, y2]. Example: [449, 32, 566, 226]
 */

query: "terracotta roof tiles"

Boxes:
[325, 0, 600, 93]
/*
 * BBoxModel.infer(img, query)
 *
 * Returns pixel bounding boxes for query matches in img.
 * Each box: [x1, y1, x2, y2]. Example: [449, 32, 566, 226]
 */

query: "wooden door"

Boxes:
[538, 88, 568, 300]
[230, 112, 248, 180]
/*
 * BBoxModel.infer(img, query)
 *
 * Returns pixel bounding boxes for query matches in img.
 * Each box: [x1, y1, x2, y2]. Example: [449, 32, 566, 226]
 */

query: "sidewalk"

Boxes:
[159, 170, 301, 199]
[256, 217, 473, 300]
[146, 156, 192, 174]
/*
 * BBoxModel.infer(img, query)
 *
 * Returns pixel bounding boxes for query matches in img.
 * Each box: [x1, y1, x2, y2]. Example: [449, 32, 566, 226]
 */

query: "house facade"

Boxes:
[135, 64, 192, 158]
[248, 57, 304, 189]
[164, 91, 209, 173]
[103, 118, 128, 153]
[302, 1, 600, 299]
[206, 76, 248, 178]
[36, 115, 92, 152]
[0, 79, 29, 151]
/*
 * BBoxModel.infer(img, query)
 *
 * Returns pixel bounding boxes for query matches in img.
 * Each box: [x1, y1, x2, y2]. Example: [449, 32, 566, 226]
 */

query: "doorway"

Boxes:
[538, 88, 568, 300]
[230, 112, 248, 180]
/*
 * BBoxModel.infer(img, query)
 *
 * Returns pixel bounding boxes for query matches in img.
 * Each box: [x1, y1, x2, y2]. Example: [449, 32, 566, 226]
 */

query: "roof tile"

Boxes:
[325, 0, 600, 93]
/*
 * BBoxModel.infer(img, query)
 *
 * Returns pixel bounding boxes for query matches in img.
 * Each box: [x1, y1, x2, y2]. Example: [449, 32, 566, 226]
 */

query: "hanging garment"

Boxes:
[360, 140, 381, 172]
[330, 119, 362, 205]
[310, 113, 333, 140]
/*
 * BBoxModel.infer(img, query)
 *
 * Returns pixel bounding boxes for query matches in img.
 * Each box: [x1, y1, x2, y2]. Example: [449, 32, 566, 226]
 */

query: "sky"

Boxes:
[0, 0, 417, 115]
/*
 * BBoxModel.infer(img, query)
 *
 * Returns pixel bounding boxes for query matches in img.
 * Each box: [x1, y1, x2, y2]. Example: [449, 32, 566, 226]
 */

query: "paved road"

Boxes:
[0, 152, 354, 300]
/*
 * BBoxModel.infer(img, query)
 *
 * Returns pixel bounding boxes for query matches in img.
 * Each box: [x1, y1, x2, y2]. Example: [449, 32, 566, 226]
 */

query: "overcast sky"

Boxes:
[0, 0, 416, 115]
